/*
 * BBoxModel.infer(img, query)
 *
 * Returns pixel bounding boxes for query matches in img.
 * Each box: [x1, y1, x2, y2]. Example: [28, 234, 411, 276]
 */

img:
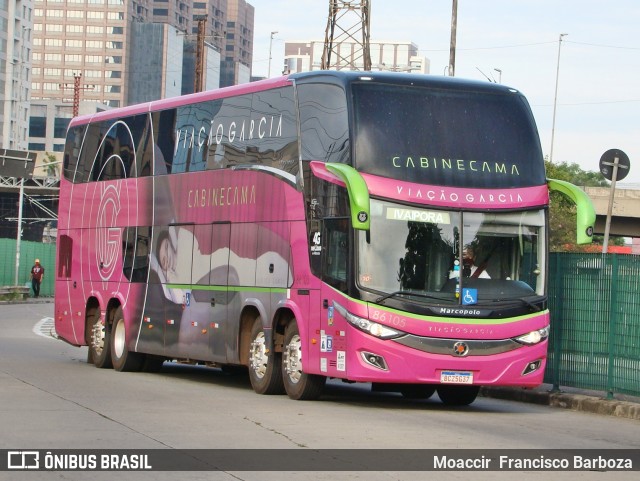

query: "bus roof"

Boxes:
[69, 71, 521, 128]
[69, 75, 293, 128]
[290, 70, 521, 95]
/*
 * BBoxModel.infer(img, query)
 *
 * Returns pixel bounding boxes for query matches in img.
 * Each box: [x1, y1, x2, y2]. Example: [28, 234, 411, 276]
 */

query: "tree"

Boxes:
[545, 159, 622, 251]
[42, 152, 60, 178]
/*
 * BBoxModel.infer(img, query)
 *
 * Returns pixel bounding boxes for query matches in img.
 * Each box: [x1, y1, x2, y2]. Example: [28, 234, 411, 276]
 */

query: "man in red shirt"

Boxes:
[30, 259, 45, 298]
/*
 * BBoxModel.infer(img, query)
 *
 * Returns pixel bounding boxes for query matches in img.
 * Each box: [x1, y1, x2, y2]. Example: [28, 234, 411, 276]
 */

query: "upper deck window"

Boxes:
[352, 82, 546, 188]
[158, 87, 299, 176]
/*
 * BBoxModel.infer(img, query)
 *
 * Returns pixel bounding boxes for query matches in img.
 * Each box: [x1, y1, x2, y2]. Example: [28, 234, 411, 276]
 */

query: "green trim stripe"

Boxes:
[166, 284, 288, 294]
[322, 283, 549, 325]
[343, 293, 549, 325]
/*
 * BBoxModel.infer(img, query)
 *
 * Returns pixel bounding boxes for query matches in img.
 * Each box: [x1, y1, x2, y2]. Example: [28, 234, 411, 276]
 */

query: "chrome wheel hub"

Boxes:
[91, 320, 105, 355]
[283, 334, 303, 384]
[113, 319, 125, 359]
[250, 332, 268, 379]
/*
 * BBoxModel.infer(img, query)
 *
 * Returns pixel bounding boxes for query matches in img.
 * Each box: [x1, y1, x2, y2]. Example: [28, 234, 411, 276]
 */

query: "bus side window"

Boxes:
[63, 125, 86, 183]
[58, 234, 73, 278]
[76, 123, 103, 183]
[297, 83, 350, 163]
[322, 218, 349, 292]
[126, 114, 151, 178]
[249, 87, 299, 175]
[152, 109, 177, 176]
[122, 226, 150, 282]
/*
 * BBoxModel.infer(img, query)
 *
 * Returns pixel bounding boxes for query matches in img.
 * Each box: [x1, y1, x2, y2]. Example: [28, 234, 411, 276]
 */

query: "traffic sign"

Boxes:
[599, 149, 630, 182]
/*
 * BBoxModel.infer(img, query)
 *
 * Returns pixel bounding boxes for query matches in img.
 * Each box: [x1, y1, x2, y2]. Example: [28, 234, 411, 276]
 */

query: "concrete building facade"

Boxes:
[284, 39, 429, 75]
[220, 0, 253, 87]
[1, 0, 33, 150]
[27, 99, 108, 153]
[30, 0, 252, 107]
[31, 0, 155, 109]
[128, 22, 184, 104]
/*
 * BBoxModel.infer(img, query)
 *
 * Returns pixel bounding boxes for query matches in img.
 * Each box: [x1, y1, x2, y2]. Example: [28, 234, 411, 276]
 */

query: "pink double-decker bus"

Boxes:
[55, 71, 595, 405]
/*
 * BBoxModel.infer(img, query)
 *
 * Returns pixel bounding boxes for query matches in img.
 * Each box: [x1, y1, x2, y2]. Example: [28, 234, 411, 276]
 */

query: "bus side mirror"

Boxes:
[547, 178, 596, 245]
[325, 163, 370, 231]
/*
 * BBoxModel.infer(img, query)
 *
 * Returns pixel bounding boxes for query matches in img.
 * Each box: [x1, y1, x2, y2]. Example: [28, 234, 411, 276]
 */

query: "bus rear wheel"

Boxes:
[86, 308, 112, 369]
[142, 355, 165, 373]
[248, 317, 284, 395]
[437, 385, 480, 406]
[282, 321, 325, 400]
[110, 307, 144, 372]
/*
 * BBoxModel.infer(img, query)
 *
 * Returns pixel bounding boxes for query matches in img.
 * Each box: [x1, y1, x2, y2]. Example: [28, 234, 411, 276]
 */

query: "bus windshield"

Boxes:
[357, 199, 546, 304]
[352, 82, 546, 189]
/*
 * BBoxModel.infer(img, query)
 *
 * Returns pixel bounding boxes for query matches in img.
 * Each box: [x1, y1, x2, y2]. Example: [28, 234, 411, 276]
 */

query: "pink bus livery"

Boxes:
[55, 71, 595, 405]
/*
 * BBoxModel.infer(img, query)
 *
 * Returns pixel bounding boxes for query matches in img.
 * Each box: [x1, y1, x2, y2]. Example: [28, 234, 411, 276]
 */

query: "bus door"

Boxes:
[316, 217, 350, 377]
[172, 223, 230, 362]
[55, 229, 86, 346]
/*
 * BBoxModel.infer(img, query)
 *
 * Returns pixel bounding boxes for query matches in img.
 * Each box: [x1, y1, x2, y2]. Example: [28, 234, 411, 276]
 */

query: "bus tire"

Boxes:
[282, 321, 326, 400]
[110, 307, 144, 372]
[437, 385, 480, 406]
[87, 308, 112, 369]
[248, 317, 284, 395]
[400, 384, 436, 400]
[142, 355, 165, 373]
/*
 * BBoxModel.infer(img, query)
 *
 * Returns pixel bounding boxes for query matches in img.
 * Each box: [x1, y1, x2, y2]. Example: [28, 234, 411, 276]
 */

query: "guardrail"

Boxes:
[0, 285, 30, 301]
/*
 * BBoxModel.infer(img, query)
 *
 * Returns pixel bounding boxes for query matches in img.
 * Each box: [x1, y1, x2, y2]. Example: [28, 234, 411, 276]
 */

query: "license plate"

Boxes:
[440, 371, 474, 384]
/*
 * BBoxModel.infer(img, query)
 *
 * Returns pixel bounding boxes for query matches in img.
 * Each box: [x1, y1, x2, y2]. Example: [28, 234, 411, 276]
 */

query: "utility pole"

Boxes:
[268, 31, 278, 77]
[549, 33, 568, 163]
[194, 15, 208, 93]
[14, 179, 24, 287]
[322, 0, 371, 71]
[59, 73, 94, 117]
[448, 0, 458, 76]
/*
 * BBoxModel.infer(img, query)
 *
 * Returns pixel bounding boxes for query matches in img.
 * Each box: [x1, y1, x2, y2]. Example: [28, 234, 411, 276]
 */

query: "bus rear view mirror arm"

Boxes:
[547, 178, 596, 245]
[325, 163, 371, 231]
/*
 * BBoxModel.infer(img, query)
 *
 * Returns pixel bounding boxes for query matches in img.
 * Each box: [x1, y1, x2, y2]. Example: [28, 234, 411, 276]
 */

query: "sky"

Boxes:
[250, 0, 640, 184]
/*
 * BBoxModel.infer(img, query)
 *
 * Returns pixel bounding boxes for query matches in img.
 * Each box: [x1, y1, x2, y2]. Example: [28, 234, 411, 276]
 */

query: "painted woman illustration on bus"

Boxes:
[149, 224, 293, 305]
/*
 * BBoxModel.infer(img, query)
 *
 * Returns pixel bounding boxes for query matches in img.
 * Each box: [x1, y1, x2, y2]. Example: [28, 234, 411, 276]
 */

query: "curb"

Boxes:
[481, 386, 640, 421]
[0, 298, 54, 305]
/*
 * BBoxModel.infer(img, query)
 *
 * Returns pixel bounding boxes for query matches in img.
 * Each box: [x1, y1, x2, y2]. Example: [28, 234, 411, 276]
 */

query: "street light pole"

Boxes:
[448, 0, 458, 77]
[268, 31, 278, 78]
[549, 33, 568, 163]
[14, 179, 25, 287]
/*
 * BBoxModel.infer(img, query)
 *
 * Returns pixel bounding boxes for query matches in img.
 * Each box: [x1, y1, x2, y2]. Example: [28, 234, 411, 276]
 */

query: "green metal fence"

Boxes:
[547, 253, 640, 398]
[0, 238, 56, 297]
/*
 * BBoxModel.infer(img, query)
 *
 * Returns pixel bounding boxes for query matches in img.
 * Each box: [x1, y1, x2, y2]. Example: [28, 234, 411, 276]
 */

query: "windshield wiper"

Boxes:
[481, 297, 542, 312]
[375, 291, 453, 305]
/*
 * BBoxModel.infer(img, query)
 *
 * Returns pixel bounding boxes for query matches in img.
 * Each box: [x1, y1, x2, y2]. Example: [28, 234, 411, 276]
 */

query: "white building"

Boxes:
[28, 99, 109, 153]
[0, 0, 33, 150]
[284, 40, 429, 75]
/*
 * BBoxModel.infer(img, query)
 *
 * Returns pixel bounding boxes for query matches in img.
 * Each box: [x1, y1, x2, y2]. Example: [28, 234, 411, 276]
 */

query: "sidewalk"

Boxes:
[5, 297, 640, 421]
[481, 385, 640, 421]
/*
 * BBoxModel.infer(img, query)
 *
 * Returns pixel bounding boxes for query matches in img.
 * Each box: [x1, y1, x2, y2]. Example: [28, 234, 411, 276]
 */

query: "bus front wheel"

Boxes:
[282, 321, 326, 400]
[110, 307, 144, 372]
[437, 385, 480, 406]
[400, 384, 436, 399]
[87, 308, 112, 369]
[248, 317, 284, 395]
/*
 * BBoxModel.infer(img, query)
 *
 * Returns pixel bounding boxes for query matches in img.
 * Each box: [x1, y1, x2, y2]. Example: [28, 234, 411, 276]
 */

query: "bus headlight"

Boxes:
[333, 302, 403, 340]
[514, 326, 550, 345]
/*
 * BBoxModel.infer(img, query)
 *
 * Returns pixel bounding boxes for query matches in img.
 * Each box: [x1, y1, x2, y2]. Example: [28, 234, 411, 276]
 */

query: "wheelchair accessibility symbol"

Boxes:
[462, 288, 478, 305]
